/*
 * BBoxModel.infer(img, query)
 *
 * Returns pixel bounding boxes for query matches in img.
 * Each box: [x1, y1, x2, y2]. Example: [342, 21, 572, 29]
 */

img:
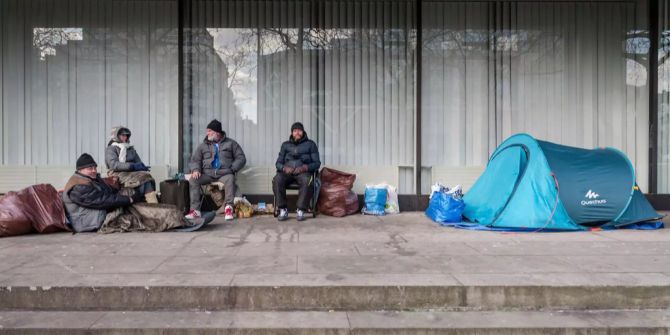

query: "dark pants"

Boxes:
[273, 172, 313, 211]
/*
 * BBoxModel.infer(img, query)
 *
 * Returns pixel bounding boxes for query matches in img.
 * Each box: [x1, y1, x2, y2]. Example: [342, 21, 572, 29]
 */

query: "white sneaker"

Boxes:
[224, 205, 234, 221]
[278, 208, 288, 221]
[296, 209, 306, 221]
[185, 209, 201, 220]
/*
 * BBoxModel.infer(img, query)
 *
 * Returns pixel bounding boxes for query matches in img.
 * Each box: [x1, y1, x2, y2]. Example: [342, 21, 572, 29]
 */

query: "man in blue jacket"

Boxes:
[273, 122, 321, 221]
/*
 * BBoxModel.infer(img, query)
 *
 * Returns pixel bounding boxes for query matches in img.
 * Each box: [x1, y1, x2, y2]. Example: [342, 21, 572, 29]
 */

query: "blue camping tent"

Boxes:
[463, 134, 662, 231]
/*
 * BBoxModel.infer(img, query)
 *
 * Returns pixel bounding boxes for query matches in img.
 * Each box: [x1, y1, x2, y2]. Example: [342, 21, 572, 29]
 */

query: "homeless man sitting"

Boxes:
[186, 119, 247, 221]
[273, 122, 321, 221]
[105, 126, 157, 203]
[61, 153, 144, 232]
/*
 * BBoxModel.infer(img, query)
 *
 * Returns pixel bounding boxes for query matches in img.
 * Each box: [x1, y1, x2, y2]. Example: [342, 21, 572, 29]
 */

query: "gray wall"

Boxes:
[0, 0, 179, 169]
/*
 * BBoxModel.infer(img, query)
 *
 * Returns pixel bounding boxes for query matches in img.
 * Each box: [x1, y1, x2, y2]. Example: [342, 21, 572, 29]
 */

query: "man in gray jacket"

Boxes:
[186, 119, 246, 221]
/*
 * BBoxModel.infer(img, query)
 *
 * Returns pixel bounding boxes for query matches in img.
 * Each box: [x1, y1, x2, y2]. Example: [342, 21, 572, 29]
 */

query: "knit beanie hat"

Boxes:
[207, 119, 224, 134]
[76, 153, 97, 170]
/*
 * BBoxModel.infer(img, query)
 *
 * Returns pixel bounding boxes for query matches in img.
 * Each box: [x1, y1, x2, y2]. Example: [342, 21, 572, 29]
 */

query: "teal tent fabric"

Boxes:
[462, 134, 663, 231]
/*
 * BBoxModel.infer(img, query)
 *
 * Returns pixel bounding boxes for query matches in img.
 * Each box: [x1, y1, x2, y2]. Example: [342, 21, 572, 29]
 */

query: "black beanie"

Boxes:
[117, 127, 131, 137]
[207, 119, 224, 135]
[291, 122, 304, 132]
[76, 153, 97, 170]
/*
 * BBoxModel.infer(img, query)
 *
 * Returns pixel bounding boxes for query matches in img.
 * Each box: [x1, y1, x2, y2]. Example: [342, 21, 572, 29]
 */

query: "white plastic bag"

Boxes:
[384, 184, 400, 214]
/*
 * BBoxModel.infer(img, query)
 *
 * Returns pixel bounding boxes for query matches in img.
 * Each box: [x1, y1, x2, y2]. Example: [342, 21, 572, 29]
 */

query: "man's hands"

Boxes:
[282, 166, 295, 175]
[294, 164, 309, 175]
[191, 171, 201, 179]
[283, 165, 308, 175]
[130, 163, 150, 171]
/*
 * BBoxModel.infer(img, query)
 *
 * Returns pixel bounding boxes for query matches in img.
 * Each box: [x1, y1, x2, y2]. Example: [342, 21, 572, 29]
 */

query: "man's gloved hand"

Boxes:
[282, 166, 295, 175]
[293, 164, 309, 175]
[130, 162, 149, 171]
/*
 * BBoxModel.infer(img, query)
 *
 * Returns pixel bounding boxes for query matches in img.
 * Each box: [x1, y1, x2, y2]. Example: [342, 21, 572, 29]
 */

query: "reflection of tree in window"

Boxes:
[32, 28, 83, 60]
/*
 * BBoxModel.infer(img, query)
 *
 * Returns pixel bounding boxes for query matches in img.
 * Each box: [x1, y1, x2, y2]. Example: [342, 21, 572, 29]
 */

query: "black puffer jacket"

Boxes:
[275, 132, 321, 173]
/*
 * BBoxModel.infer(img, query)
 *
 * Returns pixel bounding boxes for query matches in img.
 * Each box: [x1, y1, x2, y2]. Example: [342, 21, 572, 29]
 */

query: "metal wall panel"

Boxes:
[0, 0, 179, 170]
[421, 1, 650, 191]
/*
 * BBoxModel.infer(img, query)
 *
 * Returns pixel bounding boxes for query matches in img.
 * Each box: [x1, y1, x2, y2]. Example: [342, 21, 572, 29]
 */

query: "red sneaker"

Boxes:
[185, 209, 201, 220]
[224, 205, 234, 221]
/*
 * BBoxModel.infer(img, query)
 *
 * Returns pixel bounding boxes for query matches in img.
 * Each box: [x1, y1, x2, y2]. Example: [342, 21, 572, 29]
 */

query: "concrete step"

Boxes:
[0, 310, 668, 334]
[1, 274, 669, 311]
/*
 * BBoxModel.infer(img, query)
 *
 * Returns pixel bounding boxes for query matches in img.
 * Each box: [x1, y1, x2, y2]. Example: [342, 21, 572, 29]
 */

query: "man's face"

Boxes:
[292, 129, 303, 141]
[207, 129, 220, 142]
[79, 166, 97, 178]
[119, 134, 129, 143]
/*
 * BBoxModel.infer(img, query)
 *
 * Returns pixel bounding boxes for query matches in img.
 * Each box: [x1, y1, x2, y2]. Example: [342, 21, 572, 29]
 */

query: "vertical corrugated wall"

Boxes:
[0, 0, 179, 169]
[0, 0, 657, 195]
[184, 0, 417, 192]
[421, 1, 650, 191]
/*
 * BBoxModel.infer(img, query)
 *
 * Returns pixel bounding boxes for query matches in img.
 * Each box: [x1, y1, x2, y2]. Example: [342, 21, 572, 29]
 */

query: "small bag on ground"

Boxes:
[362, 185, 387, 216]
[426, 189, 465, 223]
[159, 179, 190, 214]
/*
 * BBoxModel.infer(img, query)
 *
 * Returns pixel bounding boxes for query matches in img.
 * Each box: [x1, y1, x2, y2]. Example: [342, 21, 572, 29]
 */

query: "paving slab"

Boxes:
[153, 255, 297, 275]
[0, 310, 668, 335]
[176, 241, 241, 257]
[236, 241, 359, 257]
[0, 311, 104, 329]
[354, 241, 480, 256]
[229, 274, 461, 287]
[0, 256, 31, 273]
[347, 310, 601, 329]
[298, 255, 449, 274]
[5, 256, 170, 275]
[91, 311, 233, 329]
[465, 241, 670, 256]
[558, 255, 670, 273]
[440, 255, 577, 274]
[452, 272, 670, 286]
[0, 273, 234, 287]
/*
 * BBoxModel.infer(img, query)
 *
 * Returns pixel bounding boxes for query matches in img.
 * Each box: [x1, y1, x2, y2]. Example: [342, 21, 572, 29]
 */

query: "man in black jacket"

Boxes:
[273, 122, 321, 221]
[61, 153, 143, 232]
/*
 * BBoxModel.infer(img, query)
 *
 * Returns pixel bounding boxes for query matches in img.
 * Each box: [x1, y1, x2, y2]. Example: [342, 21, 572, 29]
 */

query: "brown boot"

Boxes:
[145, 191, 159, 204]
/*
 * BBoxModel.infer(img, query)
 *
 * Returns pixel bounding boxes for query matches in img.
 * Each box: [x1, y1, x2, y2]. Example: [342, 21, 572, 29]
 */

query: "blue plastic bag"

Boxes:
[362, 186, 388, 216]
[426, 192, 465, 223]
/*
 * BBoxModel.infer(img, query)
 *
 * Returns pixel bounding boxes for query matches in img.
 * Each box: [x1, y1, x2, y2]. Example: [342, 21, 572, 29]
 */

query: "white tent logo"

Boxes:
[582, 190, 606, 206]
[585, 190, 600, 199]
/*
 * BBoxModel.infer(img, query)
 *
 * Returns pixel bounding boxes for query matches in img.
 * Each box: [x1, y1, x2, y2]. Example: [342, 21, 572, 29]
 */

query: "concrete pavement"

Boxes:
[1, 212, 669, 333]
